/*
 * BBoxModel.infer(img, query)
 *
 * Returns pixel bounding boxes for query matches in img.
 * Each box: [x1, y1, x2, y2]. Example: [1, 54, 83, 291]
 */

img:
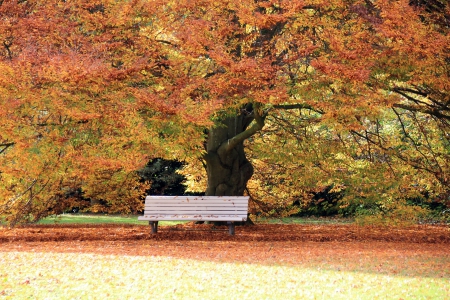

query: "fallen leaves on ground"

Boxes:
[0, 223, 448, 272]
[0, 222, 448, 243]
[1, 223, 449, 299]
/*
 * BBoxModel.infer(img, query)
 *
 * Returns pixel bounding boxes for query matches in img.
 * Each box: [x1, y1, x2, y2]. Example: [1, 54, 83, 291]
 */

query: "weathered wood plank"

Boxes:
[143, 210, 246, 215]
[144, 203, 248, 208]
[139, 196, 249, 235]
[144, 199, 248, 204]
[145, 196, 249, 200]
[144, 205, 248, 210]
[138, 215, 246, 221]
[145, 199, 248, 203]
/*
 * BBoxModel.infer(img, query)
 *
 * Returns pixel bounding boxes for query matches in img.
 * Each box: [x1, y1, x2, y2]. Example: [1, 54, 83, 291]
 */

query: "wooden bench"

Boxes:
[138, 196, 249, 235]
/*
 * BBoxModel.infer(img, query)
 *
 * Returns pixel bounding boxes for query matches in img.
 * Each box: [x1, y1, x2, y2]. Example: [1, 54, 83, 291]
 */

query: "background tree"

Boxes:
[138, 158, 187, 196]
[0, 0, 170, 224]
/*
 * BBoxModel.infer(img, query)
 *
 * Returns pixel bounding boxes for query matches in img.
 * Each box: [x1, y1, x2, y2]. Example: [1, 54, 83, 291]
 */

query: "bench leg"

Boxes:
[227, 221, 235, 235]
[149, 221, 158, 234]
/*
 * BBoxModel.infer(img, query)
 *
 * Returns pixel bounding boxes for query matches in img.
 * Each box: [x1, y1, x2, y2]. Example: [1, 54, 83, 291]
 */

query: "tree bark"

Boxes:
[204, 104, 265, 197]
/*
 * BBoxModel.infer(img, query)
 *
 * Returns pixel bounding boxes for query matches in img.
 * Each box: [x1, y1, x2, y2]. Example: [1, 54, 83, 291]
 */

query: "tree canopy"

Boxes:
[1, 0, 449, 225]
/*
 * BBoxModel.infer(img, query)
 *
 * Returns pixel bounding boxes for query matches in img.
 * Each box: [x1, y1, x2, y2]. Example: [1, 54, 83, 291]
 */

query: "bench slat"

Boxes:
[143, 210, 246, 214]
[145, 204, 247, 211]
[138, 215, 246, 221]
[145, 199, 248, 203]
[139, 196, 249, 234]
[145, 196, 248, 200]
[144, 199, 247, 203]
[144, 204, 247, 207]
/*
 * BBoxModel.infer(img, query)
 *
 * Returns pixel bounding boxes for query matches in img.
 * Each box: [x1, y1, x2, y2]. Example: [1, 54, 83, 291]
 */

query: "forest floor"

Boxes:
[1, 223, 449, 299]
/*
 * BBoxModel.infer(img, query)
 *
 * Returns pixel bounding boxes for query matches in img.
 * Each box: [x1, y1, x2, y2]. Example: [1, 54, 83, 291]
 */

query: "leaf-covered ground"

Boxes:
[1, 223, 449, 299]
[1, 223, 449, 266]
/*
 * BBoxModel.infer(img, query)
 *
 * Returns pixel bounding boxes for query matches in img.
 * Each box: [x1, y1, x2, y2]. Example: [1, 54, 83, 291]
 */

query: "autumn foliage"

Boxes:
[0, 1, 163, 224]
[1, 0, 449, 225]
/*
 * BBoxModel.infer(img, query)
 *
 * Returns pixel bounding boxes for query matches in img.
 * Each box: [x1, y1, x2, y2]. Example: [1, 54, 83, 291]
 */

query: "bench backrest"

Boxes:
[141, 196, 249, 222]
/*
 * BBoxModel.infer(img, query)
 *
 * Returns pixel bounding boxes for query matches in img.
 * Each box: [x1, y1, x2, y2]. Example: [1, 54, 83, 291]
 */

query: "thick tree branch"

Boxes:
[393, 86, 429, 97]
[392, 103, 450, 121]
[155, 39, 178, 47]
[392, 87, 450, 122]
[393, 89, 434, 107]
[273, 103, 324, 114]
[218, 103, 267, 155]
[3, 40, 13, 60]
[0, 142, 15, 154]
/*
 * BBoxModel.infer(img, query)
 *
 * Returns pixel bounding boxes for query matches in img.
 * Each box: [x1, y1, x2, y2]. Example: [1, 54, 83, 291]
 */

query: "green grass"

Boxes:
[38, 214, 353, 226]
[255, 216, 353, 224]
[1, 252, 448, 299]
[38, 213, 184, 226]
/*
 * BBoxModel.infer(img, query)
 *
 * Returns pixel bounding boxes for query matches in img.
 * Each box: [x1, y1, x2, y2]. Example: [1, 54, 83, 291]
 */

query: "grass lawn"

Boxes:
[1, 216, 447, 299]
[256, 216, 354, 224]
[38, 213, 352, 226]
[1, 251, 448, 299]
[38, 213, 182, 226]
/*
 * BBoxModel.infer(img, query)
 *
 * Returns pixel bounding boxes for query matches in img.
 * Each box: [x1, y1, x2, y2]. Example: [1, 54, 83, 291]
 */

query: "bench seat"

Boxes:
[138, 196, 249, 235]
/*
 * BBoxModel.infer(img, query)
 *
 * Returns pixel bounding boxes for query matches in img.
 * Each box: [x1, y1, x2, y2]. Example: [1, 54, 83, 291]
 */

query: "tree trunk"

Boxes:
[199, 105, 266, 226]
[204, 117, 253, 196]
[204, 104, 265, 197]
